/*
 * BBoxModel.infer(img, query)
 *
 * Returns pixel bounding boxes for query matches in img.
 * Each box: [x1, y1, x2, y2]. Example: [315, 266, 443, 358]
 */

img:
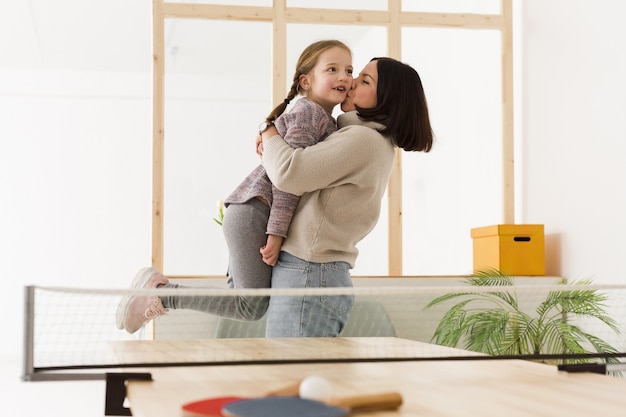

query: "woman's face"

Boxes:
[341, 60, 378, 112]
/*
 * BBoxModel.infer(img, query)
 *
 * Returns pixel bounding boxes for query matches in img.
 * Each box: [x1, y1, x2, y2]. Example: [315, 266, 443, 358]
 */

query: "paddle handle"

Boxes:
[264, 381, 301, 397]
[329, 392, 403, 411]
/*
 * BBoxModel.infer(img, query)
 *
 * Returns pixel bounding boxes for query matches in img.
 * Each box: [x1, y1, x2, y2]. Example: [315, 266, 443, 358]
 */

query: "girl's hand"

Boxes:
[260, 234, 283, 266]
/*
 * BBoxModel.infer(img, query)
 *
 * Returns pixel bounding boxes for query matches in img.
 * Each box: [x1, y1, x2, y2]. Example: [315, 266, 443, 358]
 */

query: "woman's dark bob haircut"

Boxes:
[356, 57, 433, 152]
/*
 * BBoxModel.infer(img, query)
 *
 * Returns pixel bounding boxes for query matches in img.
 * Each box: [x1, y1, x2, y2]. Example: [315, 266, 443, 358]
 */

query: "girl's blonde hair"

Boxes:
[264, 40, 352, 123]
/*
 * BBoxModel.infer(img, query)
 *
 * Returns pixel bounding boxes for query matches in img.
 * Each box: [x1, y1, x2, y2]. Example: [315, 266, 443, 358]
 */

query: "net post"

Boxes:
[104, 372, 153, 416]
[557, 363, 607, 374]
[22, 285, 35, 381]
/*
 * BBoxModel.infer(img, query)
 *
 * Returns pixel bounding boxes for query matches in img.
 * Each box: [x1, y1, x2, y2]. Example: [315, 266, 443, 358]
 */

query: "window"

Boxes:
[154, 0, 514, 277]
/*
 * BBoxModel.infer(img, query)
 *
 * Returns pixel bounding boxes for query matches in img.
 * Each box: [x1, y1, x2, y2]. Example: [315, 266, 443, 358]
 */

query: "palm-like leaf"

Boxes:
[499, 312, 538, 355]
[430, 300, 470, 347]
[425, 269, 621, 364]
[464, 310, 509, 354]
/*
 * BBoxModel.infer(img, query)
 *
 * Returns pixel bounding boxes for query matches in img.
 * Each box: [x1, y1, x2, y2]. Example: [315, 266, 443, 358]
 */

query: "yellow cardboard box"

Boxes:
[471, 224, 545, 276]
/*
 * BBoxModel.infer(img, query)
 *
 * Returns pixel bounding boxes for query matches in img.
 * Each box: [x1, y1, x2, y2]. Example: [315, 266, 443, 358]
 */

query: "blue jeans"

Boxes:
[265, 252, 355, 337]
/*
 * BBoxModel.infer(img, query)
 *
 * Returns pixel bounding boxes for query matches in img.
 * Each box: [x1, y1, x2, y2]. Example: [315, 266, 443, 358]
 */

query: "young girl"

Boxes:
[116, 40, 353, 334]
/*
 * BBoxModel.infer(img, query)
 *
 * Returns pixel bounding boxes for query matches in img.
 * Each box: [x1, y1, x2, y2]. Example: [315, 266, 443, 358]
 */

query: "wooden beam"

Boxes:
[387, 0, 402, 275]
[273, 0, 287, 107]
[285, 8, 390, 25]
[161, 2, 273, 21]
[502, 0, 515, 223]
[152, 0, 165, 272]
[158, 2, 503, 29]
[400, 11, 504, 29]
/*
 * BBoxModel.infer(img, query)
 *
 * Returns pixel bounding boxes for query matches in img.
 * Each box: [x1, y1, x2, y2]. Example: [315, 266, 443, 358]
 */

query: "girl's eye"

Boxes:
[327, 67, 337, 72]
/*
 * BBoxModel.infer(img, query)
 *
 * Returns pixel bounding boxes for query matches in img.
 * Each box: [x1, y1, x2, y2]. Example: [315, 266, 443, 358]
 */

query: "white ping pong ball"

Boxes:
[299, 375, 332, 401]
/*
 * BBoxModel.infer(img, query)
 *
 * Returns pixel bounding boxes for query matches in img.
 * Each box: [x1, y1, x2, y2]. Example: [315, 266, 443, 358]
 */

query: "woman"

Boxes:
[259, 57, 433, 337]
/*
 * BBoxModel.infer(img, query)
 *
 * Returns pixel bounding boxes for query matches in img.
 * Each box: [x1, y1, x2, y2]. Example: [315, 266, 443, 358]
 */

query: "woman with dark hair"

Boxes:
[259, 57, 433, 337]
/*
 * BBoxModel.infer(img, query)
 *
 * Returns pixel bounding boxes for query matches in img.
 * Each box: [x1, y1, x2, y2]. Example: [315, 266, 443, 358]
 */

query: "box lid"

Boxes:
[471, 224, 544, 238]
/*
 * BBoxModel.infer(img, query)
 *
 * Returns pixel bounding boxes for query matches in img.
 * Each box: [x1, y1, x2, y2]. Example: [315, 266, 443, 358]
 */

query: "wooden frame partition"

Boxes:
[151, 0, 514, 277]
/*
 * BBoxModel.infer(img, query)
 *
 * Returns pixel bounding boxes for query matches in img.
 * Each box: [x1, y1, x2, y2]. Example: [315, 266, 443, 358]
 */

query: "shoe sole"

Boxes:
[115, 267, 159, 330]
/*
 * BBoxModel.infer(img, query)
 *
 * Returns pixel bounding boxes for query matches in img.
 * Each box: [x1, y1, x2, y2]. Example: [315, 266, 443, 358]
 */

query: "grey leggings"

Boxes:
[160, 198, 272, 321]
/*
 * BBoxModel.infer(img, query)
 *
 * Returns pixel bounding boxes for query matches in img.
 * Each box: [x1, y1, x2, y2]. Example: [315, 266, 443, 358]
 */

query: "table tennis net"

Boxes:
[23, 280, 626, 381]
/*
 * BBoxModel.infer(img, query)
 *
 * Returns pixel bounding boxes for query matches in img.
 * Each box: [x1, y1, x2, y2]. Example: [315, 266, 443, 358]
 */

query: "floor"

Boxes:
[1, 355, 105, 417]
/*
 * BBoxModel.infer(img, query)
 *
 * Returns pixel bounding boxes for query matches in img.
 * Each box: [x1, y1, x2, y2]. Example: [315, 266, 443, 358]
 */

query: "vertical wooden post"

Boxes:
[152, 0, 165, 272]
[273, 0, 287, 107]
[502, 0, 515, 223]
[387, 0, 403, 275]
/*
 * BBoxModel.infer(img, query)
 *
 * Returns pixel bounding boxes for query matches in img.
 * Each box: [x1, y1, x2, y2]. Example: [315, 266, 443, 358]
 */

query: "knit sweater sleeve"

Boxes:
[262, 121, 388, 196]
[265, 98, 337, 237]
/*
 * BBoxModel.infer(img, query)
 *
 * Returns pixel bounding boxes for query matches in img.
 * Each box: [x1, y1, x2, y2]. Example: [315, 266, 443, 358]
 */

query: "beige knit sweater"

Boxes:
[262, 111, 395, 268]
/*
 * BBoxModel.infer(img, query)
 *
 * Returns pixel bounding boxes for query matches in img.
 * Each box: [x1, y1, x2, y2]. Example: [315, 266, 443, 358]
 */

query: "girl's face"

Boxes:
[341, 60, 378, 112]
[299, 46, 353, 114]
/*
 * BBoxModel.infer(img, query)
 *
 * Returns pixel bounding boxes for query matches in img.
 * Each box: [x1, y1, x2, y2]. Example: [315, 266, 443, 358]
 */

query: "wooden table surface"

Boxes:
[122, 337, 626, 417]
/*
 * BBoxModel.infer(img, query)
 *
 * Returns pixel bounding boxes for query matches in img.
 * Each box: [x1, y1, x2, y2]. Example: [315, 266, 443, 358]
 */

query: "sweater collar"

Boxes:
[337, 110, 385, 132]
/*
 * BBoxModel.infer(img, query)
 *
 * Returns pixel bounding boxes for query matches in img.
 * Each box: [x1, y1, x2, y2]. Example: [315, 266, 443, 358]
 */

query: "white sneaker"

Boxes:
[115, 267, 169, 334]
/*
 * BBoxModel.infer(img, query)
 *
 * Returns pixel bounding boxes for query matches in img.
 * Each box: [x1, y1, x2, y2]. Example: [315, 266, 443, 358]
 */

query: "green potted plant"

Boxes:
[425, 269, 622, 365]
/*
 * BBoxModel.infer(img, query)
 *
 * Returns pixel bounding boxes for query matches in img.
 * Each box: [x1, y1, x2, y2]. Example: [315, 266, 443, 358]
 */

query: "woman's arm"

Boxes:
[261, 125, 385, 196]
[256, 125, 278, 156]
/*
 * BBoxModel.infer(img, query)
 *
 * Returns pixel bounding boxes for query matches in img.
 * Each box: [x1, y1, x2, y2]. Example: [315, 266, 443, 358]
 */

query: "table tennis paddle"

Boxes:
[181, 379, 305, 417]
[181, 396, 247, 417]
[222, 392, 403, 417]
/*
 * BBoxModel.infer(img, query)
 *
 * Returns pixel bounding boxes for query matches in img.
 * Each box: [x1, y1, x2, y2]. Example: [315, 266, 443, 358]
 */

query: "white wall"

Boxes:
[521, 0, 626, 284]
[0, 70, 154, 353]
[2, 0, 626, 355]
[1, 1, 155, 362]
[1, 2, 626, 416]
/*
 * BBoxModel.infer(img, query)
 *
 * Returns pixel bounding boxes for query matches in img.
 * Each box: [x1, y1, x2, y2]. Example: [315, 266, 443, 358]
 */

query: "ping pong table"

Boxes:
[115, 337, 626, 417]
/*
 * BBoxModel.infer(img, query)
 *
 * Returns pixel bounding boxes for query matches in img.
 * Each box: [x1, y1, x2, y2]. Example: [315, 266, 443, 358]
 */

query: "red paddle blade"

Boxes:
[222, 397, 347, 417]
[182, 396, 247, 417]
